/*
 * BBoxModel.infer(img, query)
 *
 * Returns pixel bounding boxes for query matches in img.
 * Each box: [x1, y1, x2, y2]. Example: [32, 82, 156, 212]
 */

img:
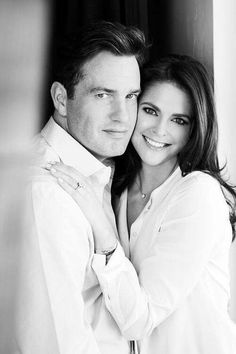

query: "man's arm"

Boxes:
[16, 179, 101, 354]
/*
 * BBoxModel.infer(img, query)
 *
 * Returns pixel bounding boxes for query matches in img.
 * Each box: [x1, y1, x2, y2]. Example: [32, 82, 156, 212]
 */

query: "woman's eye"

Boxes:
[172, 117, 189, 125]
[143, 107, 157, 115]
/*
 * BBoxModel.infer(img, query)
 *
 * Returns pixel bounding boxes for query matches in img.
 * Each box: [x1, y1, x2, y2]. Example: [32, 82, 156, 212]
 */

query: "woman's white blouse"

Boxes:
[92, 167, 236, 353]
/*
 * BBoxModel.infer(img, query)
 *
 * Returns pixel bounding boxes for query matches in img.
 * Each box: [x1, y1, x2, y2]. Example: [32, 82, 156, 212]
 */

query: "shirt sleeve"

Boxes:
[92, 174, 230, 340]
[21, 179, 101, 354]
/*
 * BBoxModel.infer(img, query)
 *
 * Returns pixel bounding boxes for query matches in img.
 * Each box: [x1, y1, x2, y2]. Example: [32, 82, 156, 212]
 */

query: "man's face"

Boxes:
[65, 51, 140, 162]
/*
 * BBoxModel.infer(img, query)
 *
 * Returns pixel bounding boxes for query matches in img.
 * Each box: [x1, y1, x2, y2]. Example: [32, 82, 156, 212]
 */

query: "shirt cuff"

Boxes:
[92, 243, 125, 274]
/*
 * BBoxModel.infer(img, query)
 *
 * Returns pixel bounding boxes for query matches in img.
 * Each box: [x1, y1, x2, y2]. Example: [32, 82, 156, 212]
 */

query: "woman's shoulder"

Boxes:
[174, 170, 225, 206]
[181, 170, 219, 186]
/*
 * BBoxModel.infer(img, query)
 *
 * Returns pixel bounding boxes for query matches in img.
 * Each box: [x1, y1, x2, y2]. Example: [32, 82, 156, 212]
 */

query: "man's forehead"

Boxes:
[80, 52, 140, 90]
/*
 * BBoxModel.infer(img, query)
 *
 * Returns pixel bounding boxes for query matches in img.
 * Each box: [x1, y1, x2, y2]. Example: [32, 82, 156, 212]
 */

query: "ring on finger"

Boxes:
[75, 181, 84, 190]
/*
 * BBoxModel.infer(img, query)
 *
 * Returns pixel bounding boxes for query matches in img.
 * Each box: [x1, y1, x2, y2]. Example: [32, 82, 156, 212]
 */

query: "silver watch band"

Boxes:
[95, 240, 118, 256]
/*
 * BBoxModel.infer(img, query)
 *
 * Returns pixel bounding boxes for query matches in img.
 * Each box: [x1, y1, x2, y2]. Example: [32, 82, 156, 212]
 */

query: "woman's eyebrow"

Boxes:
[173, 113, 192, 120]
[140, 101, 161, 112]
[140, 101, 191, 119]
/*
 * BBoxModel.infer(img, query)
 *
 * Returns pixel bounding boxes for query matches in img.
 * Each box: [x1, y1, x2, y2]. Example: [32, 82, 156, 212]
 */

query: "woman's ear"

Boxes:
[50, 82, 67, 117]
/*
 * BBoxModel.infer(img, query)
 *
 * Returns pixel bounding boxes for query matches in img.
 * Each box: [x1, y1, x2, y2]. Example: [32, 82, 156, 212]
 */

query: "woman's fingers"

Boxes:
[57, 177, 76, 196]
[50, 167, 82, 190]
[45, 161, 87, 185]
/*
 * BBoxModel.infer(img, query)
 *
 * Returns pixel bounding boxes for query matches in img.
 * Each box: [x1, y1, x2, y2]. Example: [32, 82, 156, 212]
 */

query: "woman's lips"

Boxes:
[143, 135, 170, 148]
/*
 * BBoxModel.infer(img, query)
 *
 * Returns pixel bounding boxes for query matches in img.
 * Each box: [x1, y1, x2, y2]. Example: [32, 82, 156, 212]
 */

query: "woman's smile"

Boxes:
[132, 81, 192, 169]
[143, 135, 170, 149]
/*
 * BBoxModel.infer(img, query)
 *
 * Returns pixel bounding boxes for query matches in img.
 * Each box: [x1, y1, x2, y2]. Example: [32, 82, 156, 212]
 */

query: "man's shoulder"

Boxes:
[29, 132, 59, 180]
[32, 132, 58, 164]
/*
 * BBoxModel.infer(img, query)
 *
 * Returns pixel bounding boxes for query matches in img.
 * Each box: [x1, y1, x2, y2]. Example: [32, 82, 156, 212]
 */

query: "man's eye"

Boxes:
[143, 107, 157, 115]
[126, 93, 138, 100]
[96, 93, 109, 99]
[172, 117, 189, 125]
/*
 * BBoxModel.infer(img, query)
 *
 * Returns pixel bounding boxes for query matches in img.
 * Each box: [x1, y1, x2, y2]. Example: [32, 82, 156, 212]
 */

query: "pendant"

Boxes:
[141, 193, 147, 199]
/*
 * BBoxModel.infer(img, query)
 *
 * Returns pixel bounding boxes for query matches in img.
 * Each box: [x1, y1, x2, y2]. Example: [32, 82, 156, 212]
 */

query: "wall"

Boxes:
[213, 0, 236, 322]
[161, 0, 213, 73]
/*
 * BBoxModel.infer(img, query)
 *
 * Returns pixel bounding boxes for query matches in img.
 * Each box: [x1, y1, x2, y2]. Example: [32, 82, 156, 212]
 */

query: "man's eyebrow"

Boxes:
[130, 89, 141, 95]
[89, 87, 116, 94]
[89, 87, 141, 94]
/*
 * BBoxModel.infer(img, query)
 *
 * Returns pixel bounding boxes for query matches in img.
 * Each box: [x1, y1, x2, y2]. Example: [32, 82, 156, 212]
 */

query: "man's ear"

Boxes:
[50, 82, 68, 116]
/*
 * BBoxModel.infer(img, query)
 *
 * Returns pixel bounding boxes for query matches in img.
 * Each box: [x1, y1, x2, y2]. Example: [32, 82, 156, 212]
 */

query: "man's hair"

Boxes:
[52, 21, 147, 99]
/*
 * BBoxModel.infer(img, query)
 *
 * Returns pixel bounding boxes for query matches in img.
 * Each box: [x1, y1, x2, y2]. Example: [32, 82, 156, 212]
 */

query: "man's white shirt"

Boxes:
[17, 118, 129, 354]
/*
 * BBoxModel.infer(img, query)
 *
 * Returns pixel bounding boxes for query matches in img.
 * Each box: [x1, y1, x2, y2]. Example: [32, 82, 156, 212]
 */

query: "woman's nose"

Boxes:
[151, 118, 167, 136]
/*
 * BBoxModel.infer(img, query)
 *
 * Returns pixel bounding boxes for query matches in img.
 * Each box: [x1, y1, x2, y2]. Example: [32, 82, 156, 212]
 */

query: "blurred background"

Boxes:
[0, 0, 235, 352]
[42, 0, 214, 125]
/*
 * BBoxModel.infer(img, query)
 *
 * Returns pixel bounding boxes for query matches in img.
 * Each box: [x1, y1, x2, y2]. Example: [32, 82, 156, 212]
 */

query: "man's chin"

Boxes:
[111, 147, 127, 157]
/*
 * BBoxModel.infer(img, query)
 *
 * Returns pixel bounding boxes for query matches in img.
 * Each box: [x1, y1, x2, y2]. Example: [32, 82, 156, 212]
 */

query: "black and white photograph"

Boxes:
[0, 1, 236, 353]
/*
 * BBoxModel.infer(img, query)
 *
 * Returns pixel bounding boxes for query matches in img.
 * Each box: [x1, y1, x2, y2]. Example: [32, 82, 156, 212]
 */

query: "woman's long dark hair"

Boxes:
[112, 54, 236, 240]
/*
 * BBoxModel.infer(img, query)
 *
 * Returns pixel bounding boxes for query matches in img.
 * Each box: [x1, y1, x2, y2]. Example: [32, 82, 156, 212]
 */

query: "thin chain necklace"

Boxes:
[135, 179, 149, 199]
[135, 163, 178, 199]
[135, 179, 148, 199]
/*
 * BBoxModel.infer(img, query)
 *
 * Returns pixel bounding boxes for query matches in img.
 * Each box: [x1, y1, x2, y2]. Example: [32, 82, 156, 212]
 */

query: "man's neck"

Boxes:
[52, 112, 68, 133]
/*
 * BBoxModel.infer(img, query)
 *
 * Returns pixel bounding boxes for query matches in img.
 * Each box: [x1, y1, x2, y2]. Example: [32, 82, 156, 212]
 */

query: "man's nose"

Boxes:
[110, 99, 130, 123]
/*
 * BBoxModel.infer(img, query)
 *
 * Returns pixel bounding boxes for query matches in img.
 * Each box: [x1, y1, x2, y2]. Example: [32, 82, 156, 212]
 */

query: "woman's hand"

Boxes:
[45, 162, 117, 254]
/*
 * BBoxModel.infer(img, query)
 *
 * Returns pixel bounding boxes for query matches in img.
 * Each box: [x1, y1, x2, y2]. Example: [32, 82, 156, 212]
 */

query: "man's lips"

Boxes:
[143, 135, 170, 148]
[103, 129, 129, 137]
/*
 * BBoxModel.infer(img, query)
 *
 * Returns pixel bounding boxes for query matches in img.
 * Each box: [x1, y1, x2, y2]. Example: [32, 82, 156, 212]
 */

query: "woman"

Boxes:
[47, 55, 236, 353]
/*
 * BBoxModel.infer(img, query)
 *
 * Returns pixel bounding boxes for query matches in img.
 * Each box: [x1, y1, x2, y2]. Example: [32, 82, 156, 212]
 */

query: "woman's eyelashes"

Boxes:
[172, 117, 190, 126]
[142, 106, 190, 126]
[143, 107, 158, 115]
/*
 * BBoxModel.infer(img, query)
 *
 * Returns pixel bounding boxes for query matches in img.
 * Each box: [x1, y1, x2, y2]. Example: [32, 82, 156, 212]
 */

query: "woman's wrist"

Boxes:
[95, 239, 118, 256]
[92, 222, 118, 255]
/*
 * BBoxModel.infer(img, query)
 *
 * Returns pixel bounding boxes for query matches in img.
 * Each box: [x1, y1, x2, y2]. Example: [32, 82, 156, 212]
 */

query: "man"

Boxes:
[21, 21, 146, 353]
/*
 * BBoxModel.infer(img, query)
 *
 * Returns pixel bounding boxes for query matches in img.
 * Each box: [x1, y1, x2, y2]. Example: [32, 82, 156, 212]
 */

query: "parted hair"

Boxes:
[113, 54, 236, 240]
[52, 21, 147, 99]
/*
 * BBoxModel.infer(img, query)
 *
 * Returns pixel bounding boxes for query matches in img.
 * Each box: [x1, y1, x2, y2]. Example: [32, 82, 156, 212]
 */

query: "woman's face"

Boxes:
[131, 81, 192, 170]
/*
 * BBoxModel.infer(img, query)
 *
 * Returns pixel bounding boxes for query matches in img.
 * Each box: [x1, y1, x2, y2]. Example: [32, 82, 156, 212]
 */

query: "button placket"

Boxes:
[146, 198, 152, 211]
[130, 218, 142, 245]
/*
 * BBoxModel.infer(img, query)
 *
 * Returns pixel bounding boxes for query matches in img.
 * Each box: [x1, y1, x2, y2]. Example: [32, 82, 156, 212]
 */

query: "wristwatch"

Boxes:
[95, 240, 118, 256]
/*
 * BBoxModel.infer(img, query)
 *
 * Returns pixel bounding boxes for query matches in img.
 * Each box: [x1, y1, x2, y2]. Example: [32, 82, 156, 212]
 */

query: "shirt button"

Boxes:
[132, 232, 137, 238]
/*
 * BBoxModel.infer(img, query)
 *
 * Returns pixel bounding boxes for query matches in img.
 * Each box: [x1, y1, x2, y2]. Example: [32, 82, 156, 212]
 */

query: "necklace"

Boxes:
[140, 191, 147, 199]
[135, 179, 149, 199]
[135, 163, 178, 199]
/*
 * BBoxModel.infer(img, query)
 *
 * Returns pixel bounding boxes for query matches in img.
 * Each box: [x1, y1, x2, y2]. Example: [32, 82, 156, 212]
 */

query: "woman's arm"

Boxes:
[48, 164, 230, 340]
[46, 162, 118, 255]
[92, 174, 230, 339]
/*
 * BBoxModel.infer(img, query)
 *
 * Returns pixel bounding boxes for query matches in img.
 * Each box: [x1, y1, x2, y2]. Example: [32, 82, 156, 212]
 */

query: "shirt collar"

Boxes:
[41, 117, 111, 182]
[150, 165, 182, 199]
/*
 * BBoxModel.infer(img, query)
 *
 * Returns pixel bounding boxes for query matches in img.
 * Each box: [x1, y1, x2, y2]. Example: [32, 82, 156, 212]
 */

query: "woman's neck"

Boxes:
[127, 160, 178, 231]
[136, 160, 178, 196]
